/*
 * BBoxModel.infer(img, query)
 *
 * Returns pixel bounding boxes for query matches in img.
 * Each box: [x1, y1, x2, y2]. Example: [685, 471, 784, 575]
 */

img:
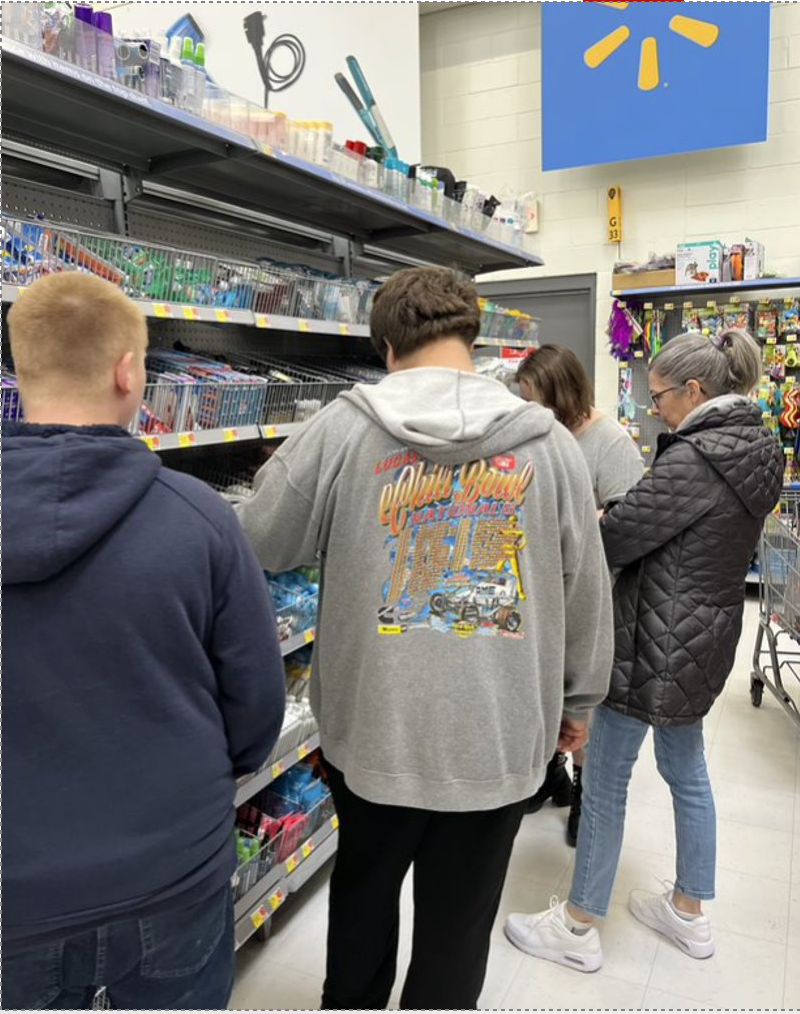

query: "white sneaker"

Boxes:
[504, 898, 603, 973]
[629, 889, 715, 959]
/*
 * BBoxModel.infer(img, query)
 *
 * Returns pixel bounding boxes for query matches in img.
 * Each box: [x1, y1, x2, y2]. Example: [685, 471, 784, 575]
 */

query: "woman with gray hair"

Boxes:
[505, 328, 783, 972]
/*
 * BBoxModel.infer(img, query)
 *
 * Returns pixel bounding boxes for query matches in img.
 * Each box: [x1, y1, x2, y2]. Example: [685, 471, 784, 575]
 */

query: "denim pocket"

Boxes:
[139, 887, 232, 981]
[2, 939, 64, 1010]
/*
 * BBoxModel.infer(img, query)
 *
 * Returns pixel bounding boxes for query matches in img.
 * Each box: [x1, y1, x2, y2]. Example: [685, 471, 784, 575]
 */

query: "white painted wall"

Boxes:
[108, 2, 422, 161]
[420, 2, 800, 414]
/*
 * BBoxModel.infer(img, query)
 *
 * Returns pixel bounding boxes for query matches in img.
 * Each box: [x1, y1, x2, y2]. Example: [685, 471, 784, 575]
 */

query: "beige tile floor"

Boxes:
[231, 598, 800, 1010]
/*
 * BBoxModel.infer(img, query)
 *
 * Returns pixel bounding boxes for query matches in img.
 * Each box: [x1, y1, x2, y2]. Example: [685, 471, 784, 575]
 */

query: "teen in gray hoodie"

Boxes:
[239, 267, 613, 1010]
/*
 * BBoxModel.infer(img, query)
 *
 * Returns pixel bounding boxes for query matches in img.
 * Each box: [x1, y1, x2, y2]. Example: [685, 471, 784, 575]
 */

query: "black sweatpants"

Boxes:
[321, 762, 526, 1011]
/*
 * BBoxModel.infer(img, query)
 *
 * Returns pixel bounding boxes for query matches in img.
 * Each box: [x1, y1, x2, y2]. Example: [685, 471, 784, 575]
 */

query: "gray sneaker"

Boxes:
[629, 889, 715, 959]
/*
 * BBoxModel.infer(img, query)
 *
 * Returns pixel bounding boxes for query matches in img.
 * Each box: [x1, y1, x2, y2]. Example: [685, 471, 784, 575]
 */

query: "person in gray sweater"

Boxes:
[239, 267, 613, 1010]
[517, 345, 644, 846]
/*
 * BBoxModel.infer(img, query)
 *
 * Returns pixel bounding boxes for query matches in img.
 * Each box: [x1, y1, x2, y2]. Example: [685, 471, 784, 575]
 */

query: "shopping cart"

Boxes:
[751, 498, 800, 728]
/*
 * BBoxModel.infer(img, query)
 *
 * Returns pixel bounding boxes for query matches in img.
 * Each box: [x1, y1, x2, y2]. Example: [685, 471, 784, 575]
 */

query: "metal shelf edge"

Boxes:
[286, 828, 339, 893]
[235, 732, 321, 808]
[234, 877, 288, 950]
[139, 426, 262, 452]
[281, 628, 316, 657]
[612, 278, 800, 300]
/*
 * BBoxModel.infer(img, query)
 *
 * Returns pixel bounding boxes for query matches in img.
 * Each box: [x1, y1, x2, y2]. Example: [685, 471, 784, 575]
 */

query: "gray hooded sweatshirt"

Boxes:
[240, 368, 613, 811]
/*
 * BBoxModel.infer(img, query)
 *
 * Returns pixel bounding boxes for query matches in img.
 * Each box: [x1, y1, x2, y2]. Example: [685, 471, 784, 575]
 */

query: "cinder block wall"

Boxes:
[420, 2, 800, 413]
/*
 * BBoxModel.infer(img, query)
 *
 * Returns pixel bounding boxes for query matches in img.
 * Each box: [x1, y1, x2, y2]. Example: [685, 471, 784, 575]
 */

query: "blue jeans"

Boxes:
[2, 885, 234, 1010]
[570, 705, 716, 918]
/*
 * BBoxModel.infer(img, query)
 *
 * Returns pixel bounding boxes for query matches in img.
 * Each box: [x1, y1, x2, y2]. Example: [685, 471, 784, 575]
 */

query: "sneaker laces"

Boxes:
[522, 895, 562, 930]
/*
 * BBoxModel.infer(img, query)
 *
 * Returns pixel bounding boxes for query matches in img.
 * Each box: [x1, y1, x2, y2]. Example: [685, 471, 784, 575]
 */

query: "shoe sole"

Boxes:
[504, 924, 603, 973]
[629, 906, 715, 960]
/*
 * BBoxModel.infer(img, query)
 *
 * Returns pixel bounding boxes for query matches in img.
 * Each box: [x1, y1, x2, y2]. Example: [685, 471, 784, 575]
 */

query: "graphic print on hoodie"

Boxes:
[376, 450, 534, 640]
[240, 369, 615, 811]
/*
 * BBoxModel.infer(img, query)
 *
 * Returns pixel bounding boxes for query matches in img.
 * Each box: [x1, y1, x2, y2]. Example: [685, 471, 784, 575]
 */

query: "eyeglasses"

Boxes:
[649, 386, 683, 407]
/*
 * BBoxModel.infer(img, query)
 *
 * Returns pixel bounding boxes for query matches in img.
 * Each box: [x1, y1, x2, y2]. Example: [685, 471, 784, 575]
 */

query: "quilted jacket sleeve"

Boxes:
[601, 442, 715, 570]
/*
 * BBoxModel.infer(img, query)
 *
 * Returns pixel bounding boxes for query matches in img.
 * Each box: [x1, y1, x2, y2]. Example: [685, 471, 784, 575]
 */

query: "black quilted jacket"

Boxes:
[601, 397, 783, 727]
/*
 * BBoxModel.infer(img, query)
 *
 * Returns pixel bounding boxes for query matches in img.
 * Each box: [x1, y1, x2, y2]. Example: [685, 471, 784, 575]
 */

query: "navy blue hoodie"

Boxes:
[2, 424, 285, 953]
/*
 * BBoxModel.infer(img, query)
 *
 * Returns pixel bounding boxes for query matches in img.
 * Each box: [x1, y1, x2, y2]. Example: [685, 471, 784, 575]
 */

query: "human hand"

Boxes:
[558, 717, 589, 753]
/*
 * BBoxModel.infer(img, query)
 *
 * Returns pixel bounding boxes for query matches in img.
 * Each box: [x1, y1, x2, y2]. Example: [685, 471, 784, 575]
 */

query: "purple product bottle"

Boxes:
[74, 5, 98, 74]
[92, 11, 115, 81]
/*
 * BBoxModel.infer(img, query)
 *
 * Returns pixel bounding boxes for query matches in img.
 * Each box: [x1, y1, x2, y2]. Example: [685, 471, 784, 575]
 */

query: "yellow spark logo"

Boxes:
[584, 3, 721, 92]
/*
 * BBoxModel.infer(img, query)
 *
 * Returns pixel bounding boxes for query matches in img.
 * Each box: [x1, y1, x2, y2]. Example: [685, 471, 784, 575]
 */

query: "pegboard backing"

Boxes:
[2, 177, 114, 232]
[127, 207, 341, 276]
[622, 361, 665, 467]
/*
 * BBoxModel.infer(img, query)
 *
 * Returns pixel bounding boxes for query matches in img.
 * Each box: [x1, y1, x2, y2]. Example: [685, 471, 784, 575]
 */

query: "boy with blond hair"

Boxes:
[3, 273, 285, 1010]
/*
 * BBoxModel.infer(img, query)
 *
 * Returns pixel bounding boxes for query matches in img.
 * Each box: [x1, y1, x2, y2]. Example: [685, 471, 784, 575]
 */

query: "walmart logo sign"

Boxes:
[542, 2, 770, 172]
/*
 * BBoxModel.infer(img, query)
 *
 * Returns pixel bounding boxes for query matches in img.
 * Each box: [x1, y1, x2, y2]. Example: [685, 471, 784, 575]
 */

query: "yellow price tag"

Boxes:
[263, 426, 278, 440]
[643, 303, 654, 311]
[706, 301, 717, 310]
[285, 854, 299, 874]
[262, 143, 275, 158]
[152, 304, 171, 319]
[224, 429, 239, 443]
[298, 743, 310, 760]
[683, 302, 694, 310]
[789, 335, 798, 344]
[301, 841, 314, 860]
[767, 337, 778, 346]
[298, 320, 311, 333]
[633, 351, 644, 359]
[251, 906, 268, 930]
[255, 315, 270, 329]
[331, 814, 340, 831]
[178, 433, 196, 448]
[304, 629, 315, 644]
[664, 303, 675, 311]
[642, 446, 652, 454]
[215, 309, 232, 323]
[269, 889, 285, 912]
[618, 362, 628, 371]
[339, 323, 349, 336]
[271, 761, 285, 779]
[182, 306, 200, 321]
[141, 436, 160, 451]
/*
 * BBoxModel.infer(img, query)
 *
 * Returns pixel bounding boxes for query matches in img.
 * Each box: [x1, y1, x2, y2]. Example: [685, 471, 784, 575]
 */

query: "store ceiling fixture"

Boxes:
[584, 4, 721, 92]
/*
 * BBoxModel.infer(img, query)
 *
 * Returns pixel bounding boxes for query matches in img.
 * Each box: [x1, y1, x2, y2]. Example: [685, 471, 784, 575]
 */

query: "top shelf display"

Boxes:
[2, 41, 543, 277]
[612, 278, 800, 301]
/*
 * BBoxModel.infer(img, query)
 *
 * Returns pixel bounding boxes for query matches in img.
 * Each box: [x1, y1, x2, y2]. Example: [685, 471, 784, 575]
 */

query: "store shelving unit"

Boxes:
[2, 39, 542, 277]
[2, 35, 542, 950]
[232, 729, 339, 949]
[612, 277, 800, 300]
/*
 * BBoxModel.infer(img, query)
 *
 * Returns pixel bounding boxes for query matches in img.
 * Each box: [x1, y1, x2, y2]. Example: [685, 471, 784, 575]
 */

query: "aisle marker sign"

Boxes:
[543, 3, 770, 170]
[607, 186, 622, 244]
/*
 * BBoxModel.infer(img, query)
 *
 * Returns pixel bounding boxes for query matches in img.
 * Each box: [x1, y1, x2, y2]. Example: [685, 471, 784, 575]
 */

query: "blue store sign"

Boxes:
[542, 2, 771, 172]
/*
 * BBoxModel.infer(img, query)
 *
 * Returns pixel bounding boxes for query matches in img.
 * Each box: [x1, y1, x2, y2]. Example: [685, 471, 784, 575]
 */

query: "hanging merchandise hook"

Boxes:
[244, 12, 306, 110]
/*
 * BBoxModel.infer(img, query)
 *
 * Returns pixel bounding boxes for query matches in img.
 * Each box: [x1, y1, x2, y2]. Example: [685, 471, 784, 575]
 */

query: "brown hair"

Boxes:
[516, 344, 594, 430]
[7, 272, 148, 402]
[369, 266, 481, 361]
